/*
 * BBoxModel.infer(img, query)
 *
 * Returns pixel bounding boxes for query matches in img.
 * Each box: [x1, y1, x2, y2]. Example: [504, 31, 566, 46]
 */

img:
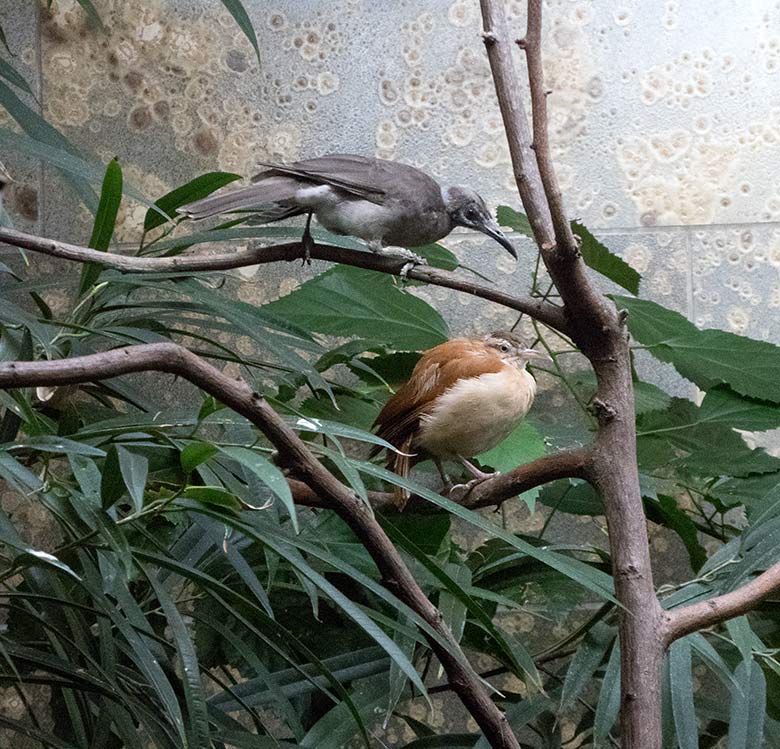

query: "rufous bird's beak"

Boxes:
[477, 218, 518, 259]
[520, 348, 553, 367]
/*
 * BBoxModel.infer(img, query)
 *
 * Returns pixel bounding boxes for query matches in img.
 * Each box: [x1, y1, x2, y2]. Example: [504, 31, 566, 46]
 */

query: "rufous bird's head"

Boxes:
[483, 330, 553, 369]
[444, 186, 517, 259]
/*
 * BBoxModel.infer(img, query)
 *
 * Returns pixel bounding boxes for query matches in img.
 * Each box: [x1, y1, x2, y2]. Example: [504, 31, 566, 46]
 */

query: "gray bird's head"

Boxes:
[444, 186, 517, 259]
[484, 330, 553, 368]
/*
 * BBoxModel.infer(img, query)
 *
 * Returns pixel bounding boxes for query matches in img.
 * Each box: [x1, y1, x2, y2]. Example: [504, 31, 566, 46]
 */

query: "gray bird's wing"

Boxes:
[252, 154, 435, 206]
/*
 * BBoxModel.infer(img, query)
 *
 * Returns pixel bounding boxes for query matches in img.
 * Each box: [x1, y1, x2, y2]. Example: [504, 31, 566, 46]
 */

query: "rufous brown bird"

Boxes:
[372, 331, 552, 507]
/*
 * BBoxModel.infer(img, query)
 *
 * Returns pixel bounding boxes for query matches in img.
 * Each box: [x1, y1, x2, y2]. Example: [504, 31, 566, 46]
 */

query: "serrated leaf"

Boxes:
[637, 398, 780, 478]
[496, 205, 534, 236]
[478, 421, 546, 510]
[143, 171, 241, 232]
[616, 296, 780, 403]
[698, 386, 780, 432]
[634, 380, 673, 415]
[572, 220, 640, 294]
[79, 157, 122, 295]
[264, 266, 448, 350]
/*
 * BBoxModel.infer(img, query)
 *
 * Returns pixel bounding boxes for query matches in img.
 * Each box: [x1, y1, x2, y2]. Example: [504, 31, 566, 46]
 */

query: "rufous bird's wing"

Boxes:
[372, 339, 504, 462]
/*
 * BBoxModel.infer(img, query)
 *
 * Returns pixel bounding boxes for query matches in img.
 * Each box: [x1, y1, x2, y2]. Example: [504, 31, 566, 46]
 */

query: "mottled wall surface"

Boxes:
[0, 1, 778, 743]
[3, 0, 779, 348]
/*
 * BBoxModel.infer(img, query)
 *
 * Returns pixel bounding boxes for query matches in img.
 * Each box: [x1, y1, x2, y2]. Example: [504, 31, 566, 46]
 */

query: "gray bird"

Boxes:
[178, 154, 517, 262]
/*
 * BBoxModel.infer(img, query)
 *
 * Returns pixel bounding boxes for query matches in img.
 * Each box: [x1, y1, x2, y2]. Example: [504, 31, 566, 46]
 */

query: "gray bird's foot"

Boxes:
[301, 232, 315, 266]
[369, 243, 428, 267]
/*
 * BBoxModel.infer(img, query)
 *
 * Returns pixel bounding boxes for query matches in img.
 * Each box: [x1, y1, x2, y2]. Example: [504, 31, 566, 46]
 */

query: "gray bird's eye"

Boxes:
[499, 343, 510, 353]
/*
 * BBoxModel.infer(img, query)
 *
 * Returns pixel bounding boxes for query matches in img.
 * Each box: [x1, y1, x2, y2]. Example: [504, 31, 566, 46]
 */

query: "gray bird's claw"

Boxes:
[301, 233, 315, 266]
[399, 261, 415, 279]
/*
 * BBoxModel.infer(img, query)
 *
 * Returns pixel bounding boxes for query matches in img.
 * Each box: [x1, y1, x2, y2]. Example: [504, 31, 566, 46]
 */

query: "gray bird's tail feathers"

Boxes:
[177, 176, 303, 221]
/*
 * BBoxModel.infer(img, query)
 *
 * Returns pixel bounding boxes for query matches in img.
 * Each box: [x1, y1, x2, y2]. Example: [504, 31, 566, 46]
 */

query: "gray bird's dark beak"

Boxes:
[478, 218, 518, 259]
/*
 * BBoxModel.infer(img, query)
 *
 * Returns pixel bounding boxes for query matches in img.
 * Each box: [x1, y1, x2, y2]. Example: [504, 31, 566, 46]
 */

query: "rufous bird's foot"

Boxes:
[449, 478, 487, 502]
[460, 457, 497, 482]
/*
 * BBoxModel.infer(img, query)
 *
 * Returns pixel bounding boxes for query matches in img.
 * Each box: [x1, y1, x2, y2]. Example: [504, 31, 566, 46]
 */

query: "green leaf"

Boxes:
[10, 435, 105, 457]
[572, 220, 640, 294]
[355, 461, 616, 602]
[478, 421, 546, 509]
[143, 171, 241, 232]
[633, 380, 672, 415]
[669, 639, 699, 749]
[616, 296, 780, 403]
[538, 479, 603, 516]
[180, 441, 218, 473]
[728, 660, 766, 749]
[220, 0, 261, 65]
[145, 570, 211, 747]
[0, 57, 33, 95]
[651, 495, 707, 571]
[219, 446, 297, 531]
[0, 81, 97, 211]
[182, 486, 242, 512]
[593, 640, 621, 744]
[115, 445, 148, 513]
[74, 0, 105, 30]
[698, 387, 780, 432]
[637, 398, 780, 478]
[414, 242, 459, 271]
[79, 157, 122, 296]
[559, 622, 614, 712]
[496, 205, 534, 236]
[264, 266, 448, 350]
[301, 674, 387, 748]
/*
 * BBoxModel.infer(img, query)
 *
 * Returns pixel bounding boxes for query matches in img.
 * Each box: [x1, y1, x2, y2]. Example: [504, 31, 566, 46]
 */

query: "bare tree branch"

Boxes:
[480, 1, 665, 745]
[0, 225, 568, 334]
[523, 1, 579, 258]
[0, 343, 521, 749]
[290, 448, 590, 512]
[664, 563, 780, 645]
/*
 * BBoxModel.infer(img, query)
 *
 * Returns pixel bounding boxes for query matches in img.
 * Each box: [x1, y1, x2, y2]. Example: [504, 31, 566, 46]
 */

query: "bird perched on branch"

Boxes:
[178, 154, 517, 264]
[372, 331, 552, 507]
